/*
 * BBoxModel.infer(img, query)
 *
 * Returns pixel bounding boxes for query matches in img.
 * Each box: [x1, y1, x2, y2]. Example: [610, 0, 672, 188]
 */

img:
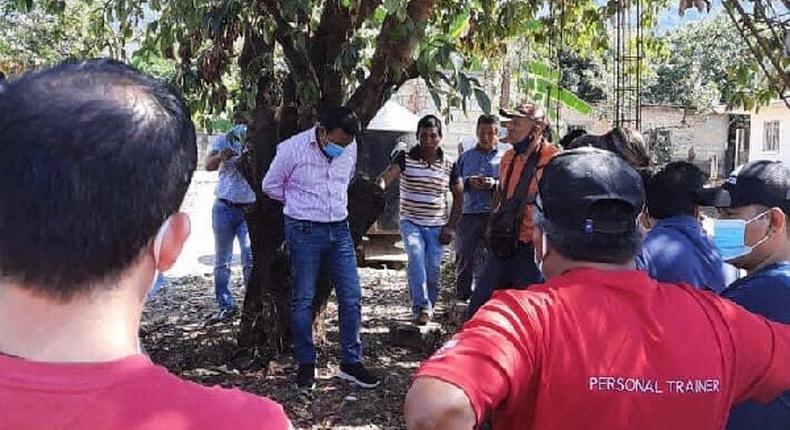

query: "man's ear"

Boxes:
[769, 207, 786, 236]
[154, 212, 190, 271]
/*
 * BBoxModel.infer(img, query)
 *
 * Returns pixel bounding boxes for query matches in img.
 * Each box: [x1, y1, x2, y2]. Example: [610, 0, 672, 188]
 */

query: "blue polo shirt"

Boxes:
[723, 262, 790, 430]
[636, 215, 727, 292]
[456, 144, 505, 214]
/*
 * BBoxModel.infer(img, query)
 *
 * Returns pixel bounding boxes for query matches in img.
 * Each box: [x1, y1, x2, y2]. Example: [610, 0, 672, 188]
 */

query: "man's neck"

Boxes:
[421, 148, 439, 163]
[551, 259, 636, 278]
[0, 283, 143, 363]
[747, 242, 790, 274]
[476, 143, 495, 153]
[514, 135, 540, 156]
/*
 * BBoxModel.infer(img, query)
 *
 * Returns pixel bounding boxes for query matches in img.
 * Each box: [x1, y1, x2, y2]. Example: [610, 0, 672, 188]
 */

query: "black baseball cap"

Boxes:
[646, 161, 727, 219]
[538, 147, 644, 234]
[717, 160, 790, 213]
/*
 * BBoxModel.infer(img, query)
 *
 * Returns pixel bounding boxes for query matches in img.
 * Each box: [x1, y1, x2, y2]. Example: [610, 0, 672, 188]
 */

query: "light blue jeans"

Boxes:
[212, 199, 252, 310]
[400, 219, 445, 316]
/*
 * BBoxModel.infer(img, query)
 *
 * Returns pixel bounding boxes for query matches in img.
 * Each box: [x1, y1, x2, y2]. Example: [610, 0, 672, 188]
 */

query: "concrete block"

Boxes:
[388, 322, 442, 351]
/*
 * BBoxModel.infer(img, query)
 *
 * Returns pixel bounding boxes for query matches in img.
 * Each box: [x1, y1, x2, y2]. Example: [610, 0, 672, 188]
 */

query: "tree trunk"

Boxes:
[234, 0, 432, 370]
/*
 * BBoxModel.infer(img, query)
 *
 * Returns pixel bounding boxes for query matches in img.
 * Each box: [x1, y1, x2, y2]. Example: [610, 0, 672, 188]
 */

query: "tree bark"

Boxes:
[347, 0, 438, 125]
[309, 0, 384, 107]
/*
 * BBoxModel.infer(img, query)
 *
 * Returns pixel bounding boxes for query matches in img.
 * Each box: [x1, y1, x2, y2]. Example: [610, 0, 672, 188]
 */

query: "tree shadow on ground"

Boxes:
[140, 266, 457, 429]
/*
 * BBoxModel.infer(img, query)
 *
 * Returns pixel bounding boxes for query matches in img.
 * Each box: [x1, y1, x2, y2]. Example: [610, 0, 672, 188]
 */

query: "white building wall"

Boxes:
[748, 102, 790, 165]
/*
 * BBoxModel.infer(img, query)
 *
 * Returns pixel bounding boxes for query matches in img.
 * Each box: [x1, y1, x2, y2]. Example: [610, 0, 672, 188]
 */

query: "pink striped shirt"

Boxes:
[262, 126, 356, 222]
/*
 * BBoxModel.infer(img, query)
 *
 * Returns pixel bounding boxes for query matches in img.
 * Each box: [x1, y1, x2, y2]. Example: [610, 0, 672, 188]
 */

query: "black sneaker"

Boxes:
[338, 363, 380, 389]
[296, 364, 316, 390]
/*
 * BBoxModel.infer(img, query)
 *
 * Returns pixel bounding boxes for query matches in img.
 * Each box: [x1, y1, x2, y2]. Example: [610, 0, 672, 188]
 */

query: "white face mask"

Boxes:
[534, 230, 549, 271]
[139, 217, 171, 355]
[149, 217, 171, 295]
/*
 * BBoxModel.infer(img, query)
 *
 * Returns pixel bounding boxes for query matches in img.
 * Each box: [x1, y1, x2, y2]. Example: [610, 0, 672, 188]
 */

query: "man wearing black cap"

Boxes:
[405, 148, 790, 430]
[712, 160, 790, 430]
[637, 161, 728, 292]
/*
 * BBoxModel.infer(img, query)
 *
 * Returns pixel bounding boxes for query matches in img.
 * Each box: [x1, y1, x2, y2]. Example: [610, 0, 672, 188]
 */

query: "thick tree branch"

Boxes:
[260, 0, 320, 107]
[309, 0, 383, 106]
[347, 0, 438, 126]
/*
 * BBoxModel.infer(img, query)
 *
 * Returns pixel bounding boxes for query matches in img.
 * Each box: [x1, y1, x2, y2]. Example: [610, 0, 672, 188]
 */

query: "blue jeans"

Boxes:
[212, 199, 252, 310]
[284, 216, 362, 365]
[400, 219, 445, 316]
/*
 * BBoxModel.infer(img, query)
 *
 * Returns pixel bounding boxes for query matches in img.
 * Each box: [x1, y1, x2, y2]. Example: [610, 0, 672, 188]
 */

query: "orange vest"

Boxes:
[497, 142, 559, 244]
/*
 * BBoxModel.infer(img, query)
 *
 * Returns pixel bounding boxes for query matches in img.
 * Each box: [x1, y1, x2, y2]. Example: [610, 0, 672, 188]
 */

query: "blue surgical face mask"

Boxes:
[710, 211, 770, 261]
[231, 124, 247, 142]
[323, 141, 344, 158]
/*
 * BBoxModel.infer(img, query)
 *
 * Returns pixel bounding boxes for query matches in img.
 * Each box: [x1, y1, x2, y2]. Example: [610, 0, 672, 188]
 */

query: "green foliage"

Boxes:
[643, 13, 765, 111]
[0, 0, 122, 74]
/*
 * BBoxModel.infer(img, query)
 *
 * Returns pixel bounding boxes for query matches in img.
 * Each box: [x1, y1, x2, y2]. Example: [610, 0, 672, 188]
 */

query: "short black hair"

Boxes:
[0, 59, 197, 298]
[476, 114, 499, 128]
[417, 114, 443, 137]
[646, 161, 705, 219]
[559, 128, 587, 148]
[319, 106, 361, 137]
[535, 202, 642, 264]
[566, 127, 650, 169]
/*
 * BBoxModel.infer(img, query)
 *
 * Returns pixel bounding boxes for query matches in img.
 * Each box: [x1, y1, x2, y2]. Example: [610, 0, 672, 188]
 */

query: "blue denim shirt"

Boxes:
[211, 133, 256, 204]
[722, 262, 790, 430]
[636, 215, 727, 292]
[456, 144, 505, 214]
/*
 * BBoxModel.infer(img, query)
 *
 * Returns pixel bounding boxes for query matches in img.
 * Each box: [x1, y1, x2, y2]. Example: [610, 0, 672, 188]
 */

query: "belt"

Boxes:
[219, 198, 251, 208]
[284, 215, 348, 226]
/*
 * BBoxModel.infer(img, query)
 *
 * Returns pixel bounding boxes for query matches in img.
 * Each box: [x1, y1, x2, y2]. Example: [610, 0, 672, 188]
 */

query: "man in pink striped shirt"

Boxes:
[262, 107, 379, 391]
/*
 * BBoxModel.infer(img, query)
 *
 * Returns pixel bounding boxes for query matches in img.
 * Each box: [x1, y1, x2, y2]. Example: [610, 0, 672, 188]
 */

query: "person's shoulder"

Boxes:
[279, 127, 315, 149]
[724, 267, 790, 300]
[488, 284, 559, 317]
[642, 224, 683, 246]
[540, 142, 561, 158]
[127, 366, 290, 430]
[457, 148, 472, 163]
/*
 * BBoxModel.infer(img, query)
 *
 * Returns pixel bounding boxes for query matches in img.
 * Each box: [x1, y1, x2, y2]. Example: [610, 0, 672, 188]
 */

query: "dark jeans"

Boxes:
[284, 216, 362, 365]
[454, 213, 489, 300]
[467, 242, 543, 318]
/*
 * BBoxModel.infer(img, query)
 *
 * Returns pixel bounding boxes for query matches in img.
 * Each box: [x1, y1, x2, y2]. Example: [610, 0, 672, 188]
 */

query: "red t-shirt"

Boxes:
[0, 353, 290, 430]
[416, 268, 790, 430]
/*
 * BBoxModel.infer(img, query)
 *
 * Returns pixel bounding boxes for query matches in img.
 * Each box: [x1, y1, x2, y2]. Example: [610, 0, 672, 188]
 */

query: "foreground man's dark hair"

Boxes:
[0, 58, 197, 298]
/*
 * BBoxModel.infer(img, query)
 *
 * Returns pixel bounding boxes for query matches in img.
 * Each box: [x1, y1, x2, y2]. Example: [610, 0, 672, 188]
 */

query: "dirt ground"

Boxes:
[140, 264, 457, 430]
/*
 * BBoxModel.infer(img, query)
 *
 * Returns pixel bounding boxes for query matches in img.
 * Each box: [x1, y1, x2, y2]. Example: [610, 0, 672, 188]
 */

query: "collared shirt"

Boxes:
[416, 268, 790, 430]
[210, 133, 256, 204]
[497, 139, 559, 243]
[636, 215, 727, 292]
[392, 146, 460, 227]
[262, 127, 356, 222]
[722, 262, 790, 430]
[457, 144, 505, 214]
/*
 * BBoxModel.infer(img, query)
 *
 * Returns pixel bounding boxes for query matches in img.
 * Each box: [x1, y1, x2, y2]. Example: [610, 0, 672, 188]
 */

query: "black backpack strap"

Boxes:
[498, 151, 520, 199]
[510, 147, 542, 236]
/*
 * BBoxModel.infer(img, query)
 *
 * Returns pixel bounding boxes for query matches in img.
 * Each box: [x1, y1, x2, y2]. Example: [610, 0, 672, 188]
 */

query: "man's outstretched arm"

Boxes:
[404, 377, 477, 430]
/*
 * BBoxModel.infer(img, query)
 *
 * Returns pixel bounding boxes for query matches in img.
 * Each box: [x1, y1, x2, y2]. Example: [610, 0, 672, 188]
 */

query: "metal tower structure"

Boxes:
[612, 0, 644, 129]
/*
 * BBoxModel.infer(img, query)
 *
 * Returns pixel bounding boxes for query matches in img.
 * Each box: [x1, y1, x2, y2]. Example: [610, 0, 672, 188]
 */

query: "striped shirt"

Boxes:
[393, 146, 459, 227]
[261, 127, 356, 222]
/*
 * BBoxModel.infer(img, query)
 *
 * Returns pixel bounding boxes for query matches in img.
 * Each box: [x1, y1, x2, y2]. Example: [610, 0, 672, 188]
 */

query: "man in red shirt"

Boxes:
[404, 148, 790, 430]
[0, 60, 290, 430]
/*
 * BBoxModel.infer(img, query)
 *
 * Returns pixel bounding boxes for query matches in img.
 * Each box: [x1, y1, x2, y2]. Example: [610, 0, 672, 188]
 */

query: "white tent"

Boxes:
[366, 100, 420, 132]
